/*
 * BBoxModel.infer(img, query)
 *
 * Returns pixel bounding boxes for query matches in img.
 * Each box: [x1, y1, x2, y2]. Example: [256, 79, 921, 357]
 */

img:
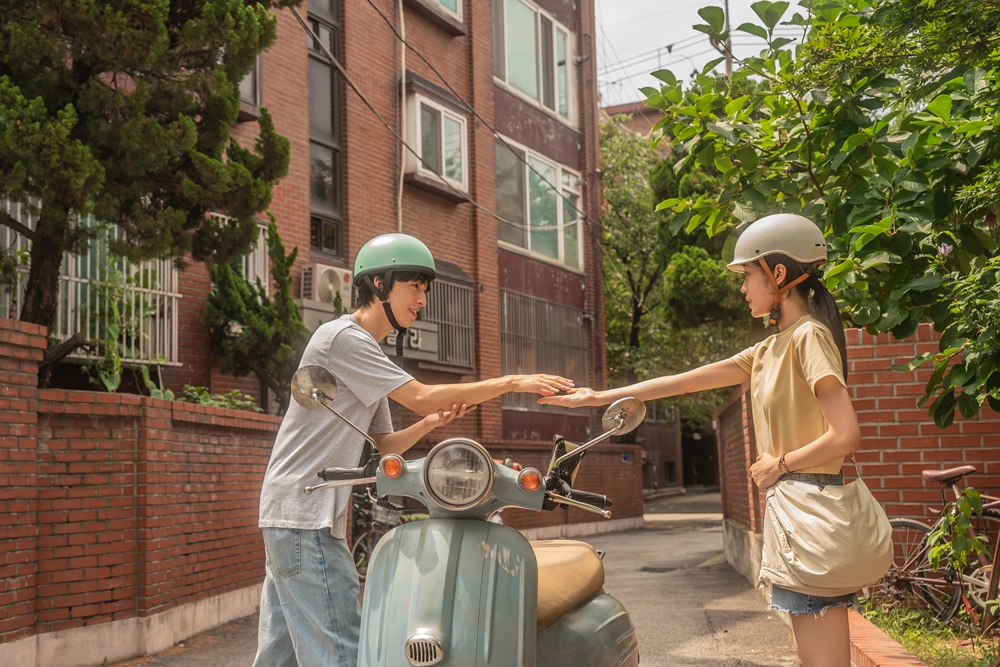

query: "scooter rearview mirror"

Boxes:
[552, 397, 646, 470]
[291, 365, 339, 409]
[601, 397, 646, 435]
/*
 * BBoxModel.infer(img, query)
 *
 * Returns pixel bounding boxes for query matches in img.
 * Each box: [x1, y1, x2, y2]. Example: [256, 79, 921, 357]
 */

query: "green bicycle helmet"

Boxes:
[353, 233, 436, 357]
[354, 233, 437, 285]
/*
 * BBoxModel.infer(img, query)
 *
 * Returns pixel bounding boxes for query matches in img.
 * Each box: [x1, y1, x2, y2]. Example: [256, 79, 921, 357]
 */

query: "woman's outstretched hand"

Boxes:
[537, 386, 598, 408]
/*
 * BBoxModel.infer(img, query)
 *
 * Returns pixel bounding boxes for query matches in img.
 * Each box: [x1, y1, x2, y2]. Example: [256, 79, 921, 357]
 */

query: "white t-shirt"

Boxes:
[258, 315, 413, 537]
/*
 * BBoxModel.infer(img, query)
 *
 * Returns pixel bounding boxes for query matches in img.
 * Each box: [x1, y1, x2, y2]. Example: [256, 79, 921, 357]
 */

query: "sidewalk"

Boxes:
[105, 492, 921, 667]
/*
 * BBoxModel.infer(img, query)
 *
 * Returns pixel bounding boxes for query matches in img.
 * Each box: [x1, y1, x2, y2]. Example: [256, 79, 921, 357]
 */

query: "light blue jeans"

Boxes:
[252, 528, 361, 667]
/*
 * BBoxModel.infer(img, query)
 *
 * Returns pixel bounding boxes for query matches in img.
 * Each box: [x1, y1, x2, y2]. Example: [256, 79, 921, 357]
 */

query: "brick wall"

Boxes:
[719, 323, 1000, 533]
[0, 319, 281, 651]
[0, 320, 45, 643]
[1, 318, 639, 660]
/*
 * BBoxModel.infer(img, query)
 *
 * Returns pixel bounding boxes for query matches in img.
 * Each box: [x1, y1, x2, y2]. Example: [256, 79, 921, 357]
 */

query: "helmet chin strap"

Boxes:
[758, 259, 810, 328]
[364, 272, 407, 357]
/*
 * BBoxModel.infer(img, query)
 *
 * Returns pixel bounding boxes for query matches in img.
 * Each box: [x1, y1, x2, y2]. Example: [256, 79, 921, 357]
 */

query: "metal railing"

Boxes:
[499, 289, 588, 410]
[1, 199, 181, 364]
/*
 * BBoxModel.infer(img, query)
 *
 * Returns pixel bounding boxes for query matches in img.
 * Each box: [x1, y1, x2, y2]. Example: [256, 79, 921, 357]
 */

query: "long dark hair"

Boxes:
[763, 255, 849, 381]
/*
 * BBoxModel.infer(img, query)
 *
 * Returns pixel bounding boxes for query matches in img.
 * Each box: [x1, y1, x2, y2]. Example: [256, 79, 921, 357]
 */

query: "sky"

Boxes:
[594, 0, 791, 107]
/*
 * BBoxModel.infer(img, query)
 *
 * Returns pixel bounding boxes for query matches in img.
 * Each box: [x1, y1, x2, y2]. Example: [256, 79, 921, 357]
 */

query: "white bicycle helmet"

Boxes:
[727, 213, 827, 273]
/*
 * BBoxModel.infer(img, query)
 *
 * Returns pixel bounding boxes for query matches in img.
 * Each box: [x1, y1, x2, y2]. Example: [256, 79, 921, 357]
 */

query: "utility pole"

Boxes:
[709, 0, 733, 77]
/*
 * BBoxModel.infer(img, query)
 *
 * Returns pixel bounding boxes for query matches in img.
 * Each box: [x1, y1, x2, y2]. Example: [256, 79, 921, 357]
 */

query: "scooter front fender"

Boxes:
[359, 519, 537, 667]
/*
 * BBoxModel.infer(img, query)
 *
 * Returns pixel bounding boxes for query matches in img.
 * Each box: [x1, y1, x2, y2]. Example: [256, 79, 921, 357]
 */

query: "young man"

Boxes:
[253, 233, 573, 667]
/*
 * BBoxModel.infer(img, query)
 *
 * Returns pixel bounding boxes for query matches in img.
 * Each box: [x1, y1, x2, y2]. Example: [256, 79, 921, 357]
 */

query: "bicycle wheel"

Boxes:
[351, 527, 386, 583]
[864, 518, 963, 625]
[955, 509, 1000, 628]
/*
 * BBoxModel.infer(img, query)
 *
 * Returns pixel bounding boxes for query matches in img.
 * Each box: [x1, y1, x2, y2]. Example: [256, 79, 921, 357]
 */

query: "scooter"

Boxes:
[290, 365, 644, 667]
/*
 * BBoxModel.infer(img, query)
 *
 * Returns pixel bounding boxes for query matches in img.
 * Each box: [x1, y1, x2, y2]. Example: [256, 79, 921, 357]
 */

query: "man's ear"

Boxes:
[373, 276, 384, 292]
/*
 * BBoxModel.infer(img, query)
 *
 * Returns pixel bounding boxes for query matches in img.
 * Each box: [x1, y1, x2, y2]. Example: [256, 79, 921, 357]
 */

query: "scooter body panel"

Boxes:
[536, 592, 639, 667]
[359, 519, 538, 667]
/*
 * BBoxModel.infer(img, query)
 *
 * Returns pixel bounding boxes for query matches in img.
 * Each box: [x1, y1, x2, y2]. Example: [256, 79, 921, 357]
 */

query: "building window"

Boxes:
[309, 0, 344, 258]
[406, 94, 468, 192]
[492, 0, 573, 120]
[433, 0, 461, 20]
[242, 220, 270, 288]
[500, 289, 587, 411]
[494, 137, 582, 269]
[421, 279, 475, 368]
[239, 55, 262, 109]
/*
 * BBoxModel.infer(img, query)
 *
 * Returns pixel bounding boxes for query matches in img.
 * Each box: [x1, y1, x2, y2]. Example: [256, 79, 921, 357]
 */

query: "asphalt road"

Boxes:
[108, 492, 796, 667]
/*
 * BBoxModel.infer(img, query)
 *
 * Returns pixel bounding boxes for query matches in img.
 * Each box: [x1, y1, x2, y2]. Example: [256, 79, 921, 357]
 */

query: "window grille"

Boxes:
[500, 289, 588, 410]
[422, 280, 475, 368]
[239, 219, 271, 289]
[1, 198, 181, 365]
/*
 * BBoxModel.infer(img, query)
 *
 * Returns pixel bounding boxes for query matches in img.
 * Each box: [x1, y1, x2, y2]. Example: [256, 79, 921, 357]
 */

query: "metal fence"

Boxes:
[422, 280, 476, 368]
[1, 199, 182, 365]
[499, 289, 588, 410]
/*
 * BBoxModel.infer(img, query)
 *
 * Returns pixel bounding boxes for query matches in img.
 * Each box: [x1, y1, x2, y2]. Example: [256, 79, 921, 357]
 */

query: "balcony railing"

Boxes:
[1, 199, 181, 365]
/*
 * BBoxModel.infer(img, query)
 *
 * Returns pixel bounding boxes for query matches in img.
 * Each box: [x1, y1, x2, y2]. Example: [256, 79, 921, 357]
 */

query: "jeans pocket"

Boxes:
[265, 528, 302, 579]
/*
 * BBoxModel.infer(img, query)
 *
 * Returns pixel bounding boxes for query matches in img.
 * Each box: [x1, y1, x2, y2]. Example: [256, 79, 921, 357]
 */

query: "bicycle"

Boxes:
[866, 464, 1000, 632]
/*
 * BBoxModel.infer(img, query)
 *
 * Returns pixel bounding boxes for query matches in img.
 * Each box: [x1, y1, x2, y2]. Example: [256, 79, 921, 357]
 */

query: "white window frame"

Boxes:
[494, 136, 583, 270]
[406, 93, 469, 192]
[432, 0, 461, 22]
[493, 0, 575, 123]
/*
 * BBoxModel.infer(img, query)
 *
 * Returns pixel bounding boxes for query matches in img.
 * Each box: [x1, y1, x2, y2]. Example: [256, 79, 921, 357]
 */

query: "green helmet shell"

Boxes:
[353, 233, 437, 285]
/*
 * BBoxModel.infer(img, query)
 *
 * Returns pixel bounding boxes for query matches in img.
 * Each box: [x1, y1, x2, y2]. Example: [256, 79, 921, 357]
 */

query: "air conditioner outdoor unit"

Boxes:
[302, 263, 353, 311]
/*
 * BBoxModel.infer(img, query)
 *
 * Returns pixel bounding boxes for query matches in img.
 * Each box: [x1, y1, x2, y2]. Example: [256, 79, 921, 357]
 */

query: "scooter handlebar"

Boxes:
[570, 489, 613, 511]
[319, 466, 366, 482]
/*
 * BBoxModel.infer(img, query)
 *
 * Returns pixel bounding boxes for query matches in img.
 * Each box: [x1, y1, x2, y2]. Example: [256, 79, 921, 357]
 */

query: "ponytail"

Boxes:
[805, 276, 849, 381]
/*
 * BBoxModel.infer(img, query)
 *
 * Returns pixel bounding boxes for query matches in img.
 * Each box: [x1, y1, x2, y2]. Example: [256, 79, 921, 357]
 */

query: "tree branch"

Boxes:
[0, 210, 38, 242]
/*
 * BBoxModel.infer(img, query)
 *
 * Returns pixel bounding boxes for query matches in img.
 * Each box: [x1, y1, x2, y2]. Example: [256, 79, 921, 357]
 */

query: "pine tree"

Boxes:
[0, 1, 296, 358]
[204, 219, 309, 415]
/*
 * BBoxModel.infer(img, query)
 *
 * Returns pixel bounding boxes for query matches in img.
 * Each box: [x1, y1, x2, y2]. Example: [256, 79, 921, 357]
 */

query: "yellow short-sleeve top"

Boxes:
[730, 315, 846, 475]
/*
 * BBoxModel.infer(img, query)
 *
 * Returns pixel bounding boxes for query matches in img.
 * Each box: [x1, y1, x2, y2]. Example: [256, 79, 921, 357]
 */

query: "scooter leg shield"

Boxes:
[536, 592, 639, 667]
[359, 519, 538, 667]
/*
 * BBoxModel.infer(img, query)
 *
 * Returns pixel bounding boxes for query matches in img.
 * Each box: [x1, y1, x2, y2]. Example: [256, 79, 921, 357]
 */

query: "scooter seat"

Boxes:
[530, 539, 605, 631]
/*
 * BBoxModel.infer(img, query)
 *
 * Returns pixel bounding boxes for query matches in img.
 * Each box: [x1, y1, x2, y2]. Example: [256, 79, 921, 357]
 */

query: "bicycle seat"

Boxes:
[922, 465, 976, 485]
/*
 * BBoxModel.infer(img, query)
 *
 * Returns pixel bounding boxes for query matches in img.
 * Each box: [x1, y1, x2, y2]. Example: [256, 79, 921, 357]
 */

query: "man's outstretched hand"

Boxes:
[515, 374, 575, 396]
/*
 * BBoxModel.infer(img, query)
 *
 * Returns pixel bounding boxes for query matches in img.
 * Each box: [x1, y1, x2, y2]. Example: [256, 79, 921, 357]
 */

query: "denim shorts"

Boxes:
[768, 585, 856, 617]
[766, 472, 857, 616]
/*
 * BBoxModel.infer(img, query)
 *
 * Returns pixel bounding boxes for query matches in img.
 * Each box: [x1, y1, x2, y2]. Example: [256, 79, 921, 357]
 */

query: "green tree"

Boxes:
[0, 1, 295, 364]
[645, 0, 1000, 426]
[600, 116, 751, 428]
[204, 219, 309, 415]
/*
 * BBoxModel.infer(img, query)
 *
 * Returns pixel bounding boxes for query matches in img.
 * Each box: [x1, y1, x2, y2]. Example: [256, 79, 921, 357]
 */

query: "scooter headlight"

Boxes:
[423, 438, 495, 510]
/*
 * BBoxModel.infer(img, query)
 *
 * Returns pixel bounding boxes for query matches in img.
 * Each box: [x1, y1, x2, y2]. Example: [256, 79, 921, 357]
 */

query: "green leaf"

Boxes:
[651, 69, 678, 86]
[736, 22, 768, 39]
[752, 1, 789, 29]
[907, 274, 942, 291]
[725, 95, 751, 117]
[698, 6, 726, 33]
[925, 94, 953, 122]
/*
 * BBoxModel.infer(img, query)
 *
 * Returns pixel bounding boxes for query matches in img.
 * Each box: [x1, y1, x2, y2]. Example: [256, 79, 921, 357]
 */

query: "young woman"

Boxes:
[540, 213, 861, 667]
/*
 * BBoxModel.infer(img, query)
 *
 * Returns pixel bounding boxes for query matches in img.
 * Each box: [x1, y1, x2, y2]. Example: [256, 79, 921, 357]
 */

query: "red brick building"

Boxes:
[181, 0, 607, 447]
[1, 0, 609, 445]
